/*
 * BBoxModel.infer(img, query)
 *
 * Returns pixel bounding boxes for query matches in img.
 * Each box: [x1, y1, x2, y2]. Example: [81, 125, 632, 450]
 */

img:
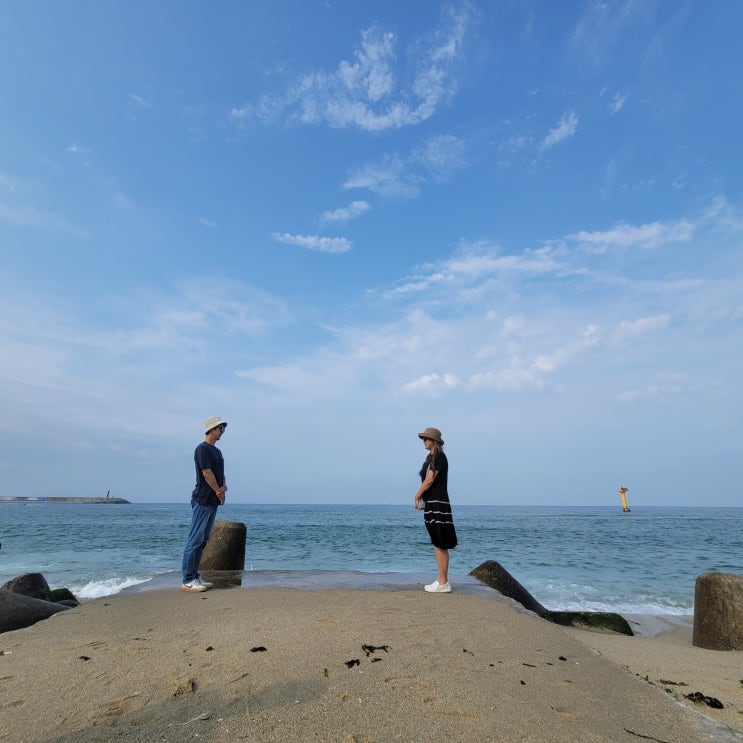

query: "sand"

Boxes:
[1, 582, 742, 743]
[567, 615, 743, 739]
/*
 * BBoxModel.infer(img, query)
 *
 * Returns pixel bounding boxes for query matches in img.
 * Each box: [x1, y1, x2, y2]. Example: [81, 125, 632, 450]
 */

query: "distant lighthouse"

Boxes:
[618, 486, 630, 513]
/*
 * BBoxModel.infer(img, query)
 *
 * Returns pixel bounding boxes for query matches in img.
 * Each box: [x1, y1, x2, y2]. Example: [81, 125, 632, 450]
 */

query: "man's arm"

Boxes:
[201, 468, 226, 504]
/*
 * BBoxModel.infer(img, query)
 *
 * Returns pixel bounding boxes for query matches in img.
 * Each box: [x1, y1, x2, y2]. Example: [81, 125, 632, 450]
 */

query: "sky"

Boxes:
[1, 1, 741, 506]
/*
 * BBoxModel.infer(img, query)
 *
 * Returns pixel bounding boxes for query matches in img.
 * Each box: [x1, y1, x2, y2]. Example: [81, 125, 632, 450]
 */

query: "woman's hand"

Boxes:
[415, 498, 424, 510]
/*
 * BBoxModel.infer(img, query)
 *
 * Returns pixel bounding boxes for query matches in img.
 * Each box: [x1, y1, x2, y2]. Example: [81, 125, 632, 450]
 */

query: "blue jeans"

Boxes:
[181, 498, 218, 583]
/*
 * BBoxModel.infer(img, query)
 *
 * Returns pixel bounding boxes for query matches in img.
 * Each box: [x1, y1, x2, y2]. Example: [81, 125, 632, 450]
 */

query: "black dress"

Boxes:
[419, 451, 458, 550]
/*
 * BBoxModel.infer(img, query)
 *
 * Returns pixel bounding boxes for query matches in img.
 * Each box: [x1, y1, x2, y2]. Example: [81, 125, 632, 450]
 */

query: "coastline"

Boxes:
[124, 569, 698, 635]
[2, 580, 741, 742]
[0, 496, 130, 504]
[5, 503, 733, 613]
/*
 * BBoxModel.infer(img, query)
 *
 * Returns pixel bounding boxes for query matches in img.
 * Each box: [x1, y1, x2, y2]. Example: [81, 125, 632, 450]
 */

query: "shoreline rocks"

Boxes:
[1, 572, 79, 635]
[470, 560, 634, 635]
[199, 519, 247, 571]
[693, 572, 743, 650]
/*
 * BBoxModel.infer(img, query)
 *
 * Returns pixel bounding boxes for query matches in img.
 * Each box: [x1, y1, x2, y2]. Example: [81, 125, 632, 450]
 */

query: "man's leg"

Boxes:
[182, 500, 218, 583]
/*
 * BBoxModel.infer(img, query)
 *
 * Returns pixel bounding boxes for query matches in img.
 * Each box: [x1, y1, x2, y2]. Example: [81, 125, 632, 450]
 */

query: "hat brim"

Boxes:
[418, 431, 443, 445]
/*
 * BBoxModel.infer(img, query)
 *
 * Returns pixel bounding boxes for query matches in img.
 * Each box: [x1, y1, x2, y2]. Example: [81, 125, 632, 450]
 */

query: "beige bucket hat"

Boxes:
[204, 416, 228, 434]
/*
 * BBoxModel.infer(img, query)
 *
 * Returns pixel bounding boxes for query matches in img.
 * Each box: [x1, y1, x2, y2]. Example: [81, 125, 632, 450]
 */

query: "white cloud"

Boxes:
[129, 93, 151, 108]
[502, 315, 527, 335]
[468, 325, 600, 391]
[236, 363, 313, 390]
[609, 92, 628, 114]
[343, 133, 465, 199]
[3, 195, 741, 504]
[618, 373, 690, 402]
[112, 192, 135, 212]
[569, 219, 695, 253]
[336, 27, 396, 102]
[385, 243, 566, 297]
[0, 277, 291, 447]
[541, 111, 578, 150]
[87, 282, 288, 356]
[468, 366, 542, 391]
[612, 314, 671, 342]
[498, 134, 531, 158]
[344, 155, 422, 198]
[411, 134, 467, 180]
[0, 201, 84, 236]
[571, 0, 651, 66]
[231, 6, 472, 132]
[320, 200, 371, 224]
[0, 172, 85, 235]
[272, 232, 352, 254]
[230, 95, 285, 124]
[701, 194, 743, 232]
[402, 373, 460, 395]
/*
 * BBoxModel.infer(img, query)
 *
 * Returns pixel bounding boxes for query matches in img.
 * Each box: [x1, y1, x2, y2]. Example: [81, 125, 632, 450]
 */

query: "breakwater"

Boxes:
[0, 497, 130, 504]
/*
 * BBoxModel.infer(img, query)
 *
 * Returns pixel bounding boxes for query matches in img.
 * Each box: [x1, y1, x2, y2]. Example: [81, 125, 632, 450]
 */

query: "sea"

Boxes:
[1, 503, 741, 615]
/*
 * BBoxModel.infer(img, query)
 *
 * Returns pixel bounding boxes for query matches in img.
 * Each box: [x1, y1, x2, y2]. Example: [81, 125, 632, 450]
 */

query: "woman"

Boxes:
[414, 427, 458, 593]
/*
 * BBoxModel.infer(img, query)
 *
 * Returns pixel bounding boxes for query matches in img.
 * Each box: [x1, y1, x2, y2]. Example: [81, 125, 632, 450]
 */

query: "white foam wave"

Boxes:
[544, 599, 691, 615]
[72, 576, 150, 599]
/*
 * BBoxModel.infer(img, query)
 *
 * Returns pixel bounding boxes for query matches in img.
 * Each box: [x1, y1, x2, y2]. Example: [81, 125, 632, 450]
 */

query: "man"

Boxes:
[181, 416, 228, 592]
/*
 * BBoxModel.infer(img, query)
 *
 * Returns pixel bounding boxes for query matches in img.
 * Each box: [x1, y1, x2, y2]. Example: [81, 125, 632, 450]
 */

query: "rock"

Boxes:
[470, 560, 548, 616]
[469, 560, 633, 636]
[1, 572, 52, 601]
[693, 572, 743, 650]
[547, 610, 633, 635]
[1, 574, 78, 607]
[49, 588, 80, 606]
[0, 590, 70, 634]
[199, 520, 247, 571]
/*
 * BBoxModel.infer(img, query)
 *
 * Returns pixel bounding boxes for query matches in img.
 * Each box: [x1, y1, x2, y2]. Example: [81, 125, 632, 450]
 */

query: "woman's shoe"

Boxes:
[424, 580, 452, 593]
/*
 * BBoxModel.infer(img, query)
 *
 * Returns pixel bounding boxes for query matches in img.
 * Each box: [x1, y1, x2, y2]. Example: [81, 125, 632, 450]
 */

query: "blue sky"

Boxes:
[1, 1, 741, 506]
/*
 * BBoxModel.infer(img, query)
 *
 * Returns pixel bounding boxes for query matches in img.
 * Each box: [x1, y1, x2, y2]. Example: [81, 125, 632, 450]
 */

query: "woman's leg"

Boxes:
[434, 546, 449, 585]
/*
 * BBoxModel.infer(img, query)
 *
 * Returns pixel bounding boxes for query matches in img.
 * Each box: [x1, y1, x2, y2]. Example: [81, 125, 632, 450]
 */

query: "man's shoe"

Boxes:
[196, 577, 213, 589]
[182, 581, 207, 593]
[424, 580, 452, 593]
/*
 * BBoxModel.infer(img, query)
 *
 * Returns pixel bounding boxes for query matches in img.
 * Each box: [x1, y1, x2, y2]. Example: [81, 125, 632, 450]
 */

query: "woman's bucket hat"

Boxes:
[418, 427, 444, 445]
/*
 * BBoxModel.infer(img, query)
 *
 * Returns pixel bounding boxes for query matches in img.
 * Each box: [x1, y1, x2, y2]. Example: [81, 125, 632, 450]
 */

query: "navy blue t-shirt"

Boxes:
[192, 441, 225, 506]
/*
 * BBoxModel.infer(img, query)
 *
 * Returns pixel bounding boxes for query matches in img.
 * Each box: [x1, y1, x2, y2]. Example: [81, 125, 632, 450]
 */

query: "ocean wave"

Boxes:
[544, 599, 692, 615]
[71, 576, 151, 599]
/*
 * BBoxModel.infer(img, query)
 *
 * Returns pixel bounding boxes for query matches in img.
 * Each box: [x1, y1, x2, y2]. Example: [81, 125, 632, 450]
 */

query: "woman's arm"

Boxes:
[414, 466, 437, 510]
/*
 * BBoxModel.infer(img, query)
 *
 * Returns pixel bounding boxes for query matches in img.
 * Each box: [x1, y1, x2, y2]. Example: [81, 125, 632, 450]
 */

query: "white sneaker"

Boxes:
[182, 581, 207, 593]
[424, 580, 452, 593]
[196, 577, 213, 589]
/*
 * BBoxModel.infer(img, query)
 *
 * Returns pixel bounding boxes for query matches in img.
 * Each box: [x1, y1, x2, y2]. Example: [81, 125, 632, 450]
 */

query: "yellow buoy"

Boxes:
[618, 486, 630, 513]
